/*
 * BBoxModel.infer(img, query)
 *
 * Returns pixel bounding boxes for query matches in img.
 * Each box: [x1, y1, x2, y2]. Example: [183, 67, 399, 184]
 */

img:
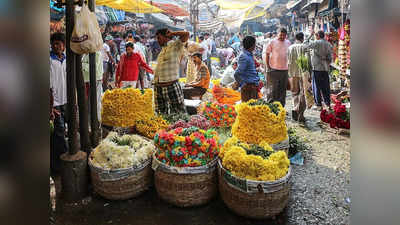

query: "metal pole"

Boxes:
[88, 0, 101, 148]
[66, 0, 79, 155]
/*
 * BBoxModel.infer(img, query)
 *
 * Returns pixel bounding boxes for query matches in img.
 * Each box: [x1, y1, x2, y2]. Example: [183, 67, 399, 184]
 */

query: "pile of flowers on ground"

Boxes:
[135, 115, 169, 139]
[154, 127, 220, 167]
[101, 88, 154, 127]
[200, 102, 237, 127]
[320, 101, 350, 129]
[219, 137, 290, 181]
[167, 114, 211, 131]
[232, 99, 287, 144]
[90, 132, 155, 170]
[212, 84, 241, 105]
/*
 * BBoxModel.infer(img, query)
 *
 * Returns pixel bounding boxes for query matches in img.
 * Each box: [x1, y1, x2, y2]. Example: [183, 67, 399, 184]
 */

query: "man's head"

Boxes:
[128, 32, 133, 40]
[134, 36, 140, 43]
[316, 30, 325, 40]
[277, 28, 287, 41]
[295, 32, 304, 42]
[204, 33, 210, 39]
[155, 28, 171, 46]
[126, 42, 134, 55]
[199, 36, 204, 43]
[191, 53, 203, 64]
[104, 35, 113, 44]
[242, 36, 256, 52]
[50, 32, 65, 55]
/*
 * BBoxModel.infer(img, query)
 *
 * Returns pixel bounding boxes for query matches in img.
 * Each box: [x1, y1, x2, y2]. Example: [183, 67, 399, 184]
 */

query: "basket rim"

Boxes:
[152, 153, 218, 174]
[218, 159, 291, 185]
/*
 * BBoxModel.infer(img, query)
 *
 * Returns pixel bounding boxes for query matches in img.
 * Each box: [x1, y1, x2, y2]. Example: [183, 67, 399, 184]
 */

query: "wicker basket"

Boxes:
[218, 160, 291, 219]
[89, 158, 153, 200]
[152, 156, 218, 207]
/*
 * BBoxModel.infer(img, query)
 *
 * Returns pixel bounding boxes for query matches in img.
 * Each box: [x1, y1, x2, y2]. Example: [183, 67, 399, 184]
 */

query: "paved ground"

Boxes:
[50, 92, 350, 225]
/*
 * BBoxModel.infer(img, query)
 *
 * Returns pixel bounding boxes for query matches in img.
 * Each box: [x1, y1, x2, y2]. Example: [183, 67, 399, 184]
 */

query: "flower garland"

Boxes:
[101, 88, 154, 127]
[167, 115, 211, 131]
[211, 79, 221, 87]
[220, 137, 290, 181]
[154, 127, 220, 167]
[90, 132, 155, 170]
[232, 99, 288, 144]
[135, 115, 169, 139]
[212, 84, 241, 105]
[320, 101, 350, 129]
[200, 102, 237, 127]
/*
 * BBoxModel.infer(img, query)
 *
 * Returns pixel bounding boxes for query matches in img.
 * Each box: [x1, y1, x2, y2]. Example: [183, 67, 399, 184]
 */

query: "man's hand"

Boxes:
[50, 108, 60, 121]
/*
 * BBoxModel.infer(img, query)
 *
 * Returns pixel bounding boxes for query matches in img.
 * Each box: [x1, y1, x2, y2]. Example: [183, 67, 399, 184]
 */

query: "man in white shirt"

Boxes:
[102, 35, 114, 90]
[50, 32, 68, 176]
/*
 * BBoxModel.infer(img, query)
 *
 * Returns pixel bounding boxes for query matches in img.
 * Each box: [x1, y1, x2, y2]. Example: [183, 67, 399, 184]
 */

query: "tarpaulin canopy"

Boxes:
[96, 0, 163, 13]
[214, 0, 260, 10]
[146, 1, 189, 17]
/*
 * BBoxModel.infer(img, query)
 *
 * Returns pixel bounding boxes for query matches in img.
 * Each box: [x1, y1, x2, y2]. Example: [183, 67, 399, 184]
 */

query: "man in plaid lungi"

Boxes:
[154, 28, 189, 114]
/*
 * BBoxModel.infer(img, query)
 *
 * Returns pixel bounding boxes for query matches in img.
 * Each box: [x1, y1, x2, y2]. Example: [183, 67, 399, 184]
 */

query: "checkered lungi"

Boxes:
[154, 81, 186, 114]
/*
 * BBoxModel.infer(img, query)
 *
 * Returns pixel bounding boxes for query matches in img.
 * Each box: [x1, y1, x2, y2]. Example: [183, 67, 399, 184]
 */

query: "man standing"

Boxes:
[154, 28, 189, 114]
[287, 32, 307, 122]
[133, 36, 148, 89]
[234, 36, 260, 102]
[116, 42, 153, 88]
[50, 32, 68, 176]
[205, 33, 217, 57]
[304, 30, 333, 110]
[82, 51, 103, 120]
[102, 35, 115, 90]
[265, 27, 291, 106]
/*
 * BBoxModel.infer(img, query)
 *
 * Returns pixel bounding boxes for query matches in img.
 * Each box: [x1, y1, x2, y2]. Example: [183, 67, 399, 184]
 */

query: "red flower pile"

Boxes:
[320, 101, 350, 129]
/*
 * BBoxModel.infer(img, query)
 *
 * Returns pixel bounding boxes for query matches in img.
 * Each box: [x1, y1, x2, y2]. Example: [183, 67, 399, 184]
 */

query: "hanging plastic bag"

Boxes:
[71, 4, 103, 55]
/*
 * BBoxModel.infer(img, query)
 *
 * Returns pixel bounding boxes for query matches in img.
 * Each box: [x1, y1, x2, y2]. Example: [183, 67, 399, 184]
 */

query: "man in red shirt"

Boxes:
[116, 42, 153, 88]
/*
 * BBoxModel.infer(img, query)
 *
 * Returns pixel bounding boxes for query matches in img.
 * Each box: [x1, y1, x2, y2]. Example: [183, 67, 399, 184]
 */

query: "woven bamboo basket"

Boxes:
[89, 158, 153, 200]
[152, 156, 218, 207]
[218, 160, 291, 219]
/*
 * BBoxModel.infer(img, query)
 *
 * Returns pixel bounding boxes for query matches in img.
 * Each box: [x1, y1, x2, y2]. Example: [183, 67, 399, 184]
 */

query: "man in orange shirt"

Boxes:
[183, 53, 210, 99]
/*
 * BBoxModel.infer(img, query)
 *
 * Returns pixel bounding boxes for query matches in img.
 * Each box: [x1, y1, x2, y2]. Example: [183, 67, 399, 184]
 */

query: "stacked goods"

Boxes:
[135, 115, 169, 139]
[199, 102, 237, 128]
[212, 84, 241, 105]
[152, 127, 220, 207]
[101, 88, 154, 127]
[320, 100, 350, 129]
[232, 99, 288, 145]
[218, 137, 291, 219]
[89, 132, 155, 200]
[154, 127, 220, 167]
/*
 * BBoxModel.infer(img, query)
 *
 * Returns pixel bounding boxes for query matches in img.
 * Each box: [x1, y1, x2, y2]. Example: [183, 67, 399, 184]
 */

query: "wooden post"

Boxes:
[60, 0, 88, 203]
[76, 54, 91, 153]
[88, 0, 101, 148]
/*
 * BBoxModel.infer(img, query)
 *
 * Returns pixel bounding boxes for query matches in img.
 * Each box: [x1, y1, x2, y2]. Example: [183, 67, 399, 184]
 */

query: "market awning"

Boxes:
[96, 0, 163, 13]
[146, 2, 189, 17]
[301, 0, 323, 11]
[214, 0, 260, 10]
[286, 0, 303, 10]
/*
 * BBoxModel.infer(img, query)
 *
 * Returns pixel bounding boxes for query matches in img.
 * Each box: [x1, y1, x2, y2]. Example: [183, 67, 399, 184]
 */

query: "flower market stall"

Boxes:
[96, 77, 291, 217]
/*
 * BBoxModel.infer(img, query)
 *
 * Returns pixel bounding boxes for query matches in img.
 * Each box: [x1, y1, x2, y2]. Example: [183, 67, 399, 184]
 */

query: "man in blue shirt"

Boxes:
[234, 36, 260, 102]
[228, 33, 240, 46]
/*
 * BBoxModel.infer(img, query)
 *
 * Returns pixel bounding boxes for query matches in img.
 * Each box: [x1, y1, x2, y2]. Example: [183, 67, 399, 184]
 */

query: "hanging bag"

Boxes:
[71, 4, 103, 55]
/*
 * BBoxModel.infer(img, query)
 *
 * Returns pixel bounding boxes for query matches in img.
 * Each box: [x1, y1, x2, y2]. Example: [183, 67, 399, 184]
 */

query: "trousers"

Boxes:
[267, 70, 288, 107]
[312, 70, 331, 106]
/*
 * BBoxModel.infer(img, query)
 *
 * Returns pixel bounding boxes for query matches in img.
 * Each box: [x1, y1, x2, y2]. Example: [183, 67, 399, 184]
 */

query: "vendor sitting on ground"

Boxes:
[220, 59, 238, 87]
[183, 52, 210, 99]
